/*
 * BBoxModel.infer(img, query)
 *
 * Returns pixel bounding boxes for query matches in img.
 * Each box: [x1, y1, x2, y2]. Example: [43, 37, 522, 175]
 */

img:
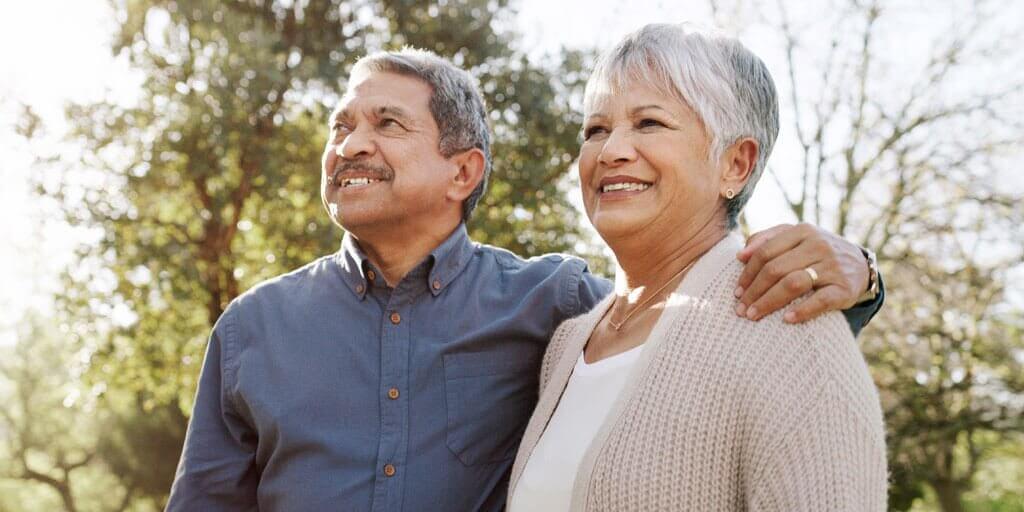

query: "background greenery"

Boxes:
[2, 1, 1021, 511]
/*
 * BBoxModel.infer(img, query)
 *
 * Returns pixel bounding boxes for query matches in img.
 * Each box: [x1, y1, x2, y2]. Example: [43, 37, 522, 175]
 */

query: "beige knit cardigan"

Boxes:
[508, 236, 888, 511]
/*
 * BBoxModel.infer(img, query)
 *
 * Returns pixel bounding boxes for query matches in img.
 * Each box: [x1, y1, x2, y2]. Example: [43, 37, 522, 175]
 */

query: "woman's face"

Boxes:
[579, 80, 725, 243]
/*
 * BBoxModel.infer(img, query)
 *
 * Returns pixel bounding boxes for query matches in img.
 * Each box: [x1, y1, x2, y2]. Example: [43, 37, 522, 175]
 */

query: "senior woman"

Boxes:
[508, 24, 887, 511]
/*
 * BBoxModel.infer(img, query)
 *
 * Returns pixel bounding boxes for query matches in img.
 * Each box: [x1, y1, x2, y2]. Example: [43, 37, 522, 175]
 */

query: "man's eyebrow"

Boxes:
[330, 107, 350, 123]
[374, 105, 412, 120]
[330, 105, 413, 124]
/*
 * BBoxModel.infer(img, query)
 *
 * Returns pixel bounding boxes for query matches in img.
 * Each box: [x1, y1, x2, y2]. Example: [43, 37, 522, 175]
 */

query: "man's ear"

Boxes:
[446, 147, 486, 203]
[720, 137, 759, 196]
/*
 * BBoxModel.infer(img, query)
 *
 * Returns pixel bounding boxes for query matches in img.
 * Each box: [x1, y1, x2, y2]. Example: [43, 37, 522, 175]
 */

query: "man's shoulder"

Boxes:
[225, 254, 338, 316]
[473, 243, 590, 279]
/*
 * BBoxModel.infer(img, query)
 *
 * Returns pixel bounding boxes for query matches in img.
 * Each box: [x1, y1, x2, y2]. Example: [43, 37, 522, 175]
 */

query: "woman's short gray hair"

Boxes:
[351, 49, 492, 221]
[585, 23, 779, 229]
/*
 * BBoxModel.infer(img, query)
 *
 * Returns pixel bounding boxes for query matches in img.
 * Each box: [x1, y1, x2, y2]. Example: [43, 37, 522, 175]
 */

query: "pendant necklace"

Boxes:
[607, 259, 697, 331]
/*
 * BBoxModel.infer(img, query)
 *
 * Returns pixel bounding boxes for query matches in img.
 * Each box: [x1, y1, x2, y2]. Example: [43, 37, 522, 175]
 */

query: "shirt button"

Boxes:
[390, 312, 401, 324]
[367, 270, 376, 281]
[356, 284, 365, 294]
[432, 279, 442, 290]
[387, 388, 400, 400]
[383, 464, 396, 477]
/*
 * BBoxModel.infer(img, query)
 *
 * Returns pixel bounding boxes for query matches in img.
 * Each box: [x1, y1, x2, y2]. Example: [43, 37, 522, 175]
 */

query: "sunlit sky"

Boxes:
[1, 0, 1022, 341]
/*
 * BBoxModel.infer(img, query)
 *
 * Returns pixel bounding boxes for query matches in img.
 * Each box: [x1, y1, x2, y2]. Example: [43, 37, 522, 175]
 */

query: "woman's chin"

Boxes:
[590, 210, 653, 242]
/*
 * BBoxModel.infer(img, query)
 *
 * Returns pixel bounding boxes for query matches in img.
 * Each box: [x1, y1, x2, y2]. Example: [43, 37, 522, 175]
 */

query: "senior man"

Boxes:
[167, 48, 884, 511]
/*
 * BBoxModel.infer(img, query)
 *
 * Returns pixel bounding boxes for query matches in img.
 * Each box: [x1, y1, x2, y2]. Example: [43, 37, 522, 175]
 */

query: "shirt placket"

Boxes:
[371, 281, 413, 512]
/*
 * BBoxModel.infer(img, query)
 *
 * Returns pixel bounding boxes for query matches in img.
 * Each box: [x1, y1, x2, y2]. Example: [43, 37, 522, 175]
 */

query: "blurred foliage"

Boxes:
[0, 317, 129, 511]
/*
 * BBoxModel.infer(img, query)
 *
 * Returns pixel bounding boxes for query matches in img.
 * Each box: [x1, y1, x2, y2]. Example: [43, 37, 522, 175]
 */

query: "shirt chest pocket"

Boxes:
[443, 351, 540, 466]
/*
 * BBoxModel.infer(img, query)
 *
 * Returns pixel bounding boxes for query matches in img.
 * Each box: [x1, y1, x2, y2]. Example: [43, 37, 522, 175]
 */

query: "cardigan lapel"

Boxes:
[508, 235, 744, 508]
[570, 234, 744, 511]
[508, 292, 615, 496]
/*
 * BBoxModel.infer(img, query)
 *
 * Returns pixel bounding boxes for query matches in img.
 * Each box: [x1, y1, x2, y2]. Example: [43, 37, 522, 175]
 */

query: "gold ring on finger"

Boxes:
[804, 267, 818, 284]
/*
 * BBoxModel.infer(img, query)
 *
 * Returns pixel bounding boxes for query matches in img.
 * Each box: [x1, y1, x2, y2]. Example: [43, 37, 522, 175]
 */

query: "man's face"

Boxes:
[321, 71, 456, 234]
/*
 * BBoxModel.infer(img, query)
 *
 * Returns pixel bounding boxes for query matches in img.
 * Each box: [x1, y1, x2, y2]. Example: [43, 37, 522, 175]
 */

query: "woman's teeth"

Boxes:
[601, 182, 651, 193]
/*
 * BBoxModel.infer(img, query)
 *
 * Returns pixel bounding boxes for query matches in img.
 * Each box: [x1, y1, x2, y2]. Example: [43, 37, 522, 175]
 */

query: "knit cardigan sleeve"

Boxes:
[748, 380, 888, 511]
[746, 315, 888, 512]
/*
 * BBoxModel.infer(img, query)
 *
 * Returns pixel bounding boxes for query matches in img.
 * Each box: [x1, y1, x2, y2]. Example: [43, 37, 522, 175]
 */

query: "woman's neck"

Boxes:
[610, 215, 729, 298]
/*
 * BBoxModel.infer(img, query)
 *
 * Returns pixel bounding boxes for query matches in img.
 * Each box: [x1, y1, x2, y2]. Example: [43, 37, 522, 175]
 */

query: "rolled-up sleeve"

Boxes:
[167, 307, 258, 511]
[840, 273, 886, 337]
[573, 266, 614, 317]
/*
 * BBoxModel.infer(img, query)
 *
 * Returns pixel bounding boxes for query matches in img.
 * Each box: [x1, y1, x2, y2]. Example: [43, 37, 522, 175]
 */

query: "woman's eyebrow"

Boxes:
[630, 104, 672, 116]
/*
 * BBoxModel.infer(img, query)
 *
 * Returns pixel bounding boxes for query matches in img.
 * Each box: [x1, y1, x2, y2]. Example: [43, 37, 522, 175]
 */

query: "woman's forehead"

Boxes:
[584, 78, 683, 116]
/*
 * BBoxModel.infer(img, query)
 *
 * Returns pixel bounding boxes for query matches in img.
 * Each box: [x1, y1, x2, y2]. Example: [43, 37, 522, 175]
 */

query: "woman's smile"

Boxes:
[598, 175, 655, 201]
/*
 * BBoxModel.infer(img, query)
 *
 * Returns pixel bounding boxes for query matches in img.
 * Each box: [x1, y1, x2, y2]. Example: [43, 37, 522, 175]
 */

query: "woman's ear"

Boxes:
[720, 137, 759, 197]
[446, 147, 487, 203]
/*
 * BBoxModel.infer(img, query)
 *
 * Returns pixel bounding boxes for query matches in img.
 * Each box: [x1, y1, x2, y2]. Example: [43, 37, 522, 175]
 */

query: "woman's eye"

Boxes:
[638, 118, 665, 129]
[583, 126, 608, 140]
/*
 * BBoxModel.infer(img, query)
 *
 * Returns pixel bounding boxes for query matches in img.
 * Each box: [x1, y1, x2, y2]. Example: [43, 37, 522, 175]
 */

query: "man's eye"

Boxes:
[583, 126, 608, 140]
[380, 118, 402, 129]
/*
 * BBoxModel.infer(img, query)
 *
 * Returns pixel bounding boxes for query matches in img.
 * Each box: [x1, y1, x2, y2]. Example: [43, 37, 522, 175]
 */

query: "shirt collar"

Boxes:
[334, 224, 475, 299]
[426, 223, 474, 296]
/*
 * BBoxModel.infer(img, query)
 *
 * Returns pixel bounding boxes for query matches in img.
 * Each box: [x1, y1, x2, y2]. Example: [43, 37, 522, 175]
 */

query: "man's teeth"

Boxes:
[341, 177, 381, 188]
[601, 182, 651, 193]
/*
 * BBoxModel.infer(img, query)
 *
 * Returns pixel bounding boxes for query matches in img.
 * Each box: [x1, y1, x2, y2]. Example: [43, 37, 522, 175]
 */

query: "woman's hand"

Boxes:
[733, 223, 870, 323]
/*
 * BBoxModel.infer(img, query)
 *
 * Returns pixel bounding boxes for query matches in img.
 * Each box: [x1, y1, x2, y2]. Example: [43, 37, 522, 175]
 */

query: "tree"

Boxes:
[0, 318, 126, 512]
[42, 0, 598, 506]
[741, 0, 1024, 509]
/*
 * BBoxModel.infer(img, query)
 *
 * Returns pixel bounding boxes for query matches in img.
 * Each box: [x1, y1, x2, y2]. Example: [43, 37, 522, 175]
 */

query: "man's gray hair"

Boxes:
[585, 23, 779, 229]
[351, 48, 492, 221]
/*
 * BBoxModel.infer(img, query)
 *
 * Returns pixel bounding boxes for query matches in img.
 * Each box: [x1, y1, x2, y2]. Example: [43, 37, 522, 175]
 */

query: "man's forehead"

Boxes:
[333, 72, 433, 118]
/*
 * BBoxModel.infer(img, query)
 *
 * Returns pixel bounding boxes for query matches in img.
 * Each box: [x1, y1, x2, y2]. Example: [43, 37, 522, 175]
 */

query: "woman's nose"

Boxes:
[597, 128, 637, 167]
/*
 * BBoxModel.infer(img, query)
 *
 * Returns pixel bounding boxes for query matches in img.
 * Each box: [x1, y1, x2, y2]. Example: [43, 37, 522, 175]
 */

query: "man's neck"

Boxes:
[350, 219, 462, 287]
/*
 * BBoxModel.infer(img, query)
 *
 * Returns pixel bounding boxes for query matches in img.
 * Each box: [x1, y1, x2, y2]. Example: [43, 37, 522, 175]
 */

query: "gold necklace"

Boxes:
[607, 259, 697, 331]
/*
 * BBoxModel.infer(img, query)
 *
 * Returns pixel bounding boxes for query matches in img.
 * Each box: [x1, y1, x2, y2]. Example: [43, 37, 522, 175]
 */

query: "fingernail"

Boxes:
[735, 303, 746, 316]
[734, 286, 743, 298]
[746, 306, 758, 320]
[784, 312, 796, 323]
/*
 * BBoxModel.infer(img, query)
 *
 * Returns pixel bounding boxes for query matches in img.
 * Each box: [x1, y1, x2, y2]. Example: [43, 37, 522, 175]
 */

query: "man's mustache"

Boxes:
[328, 162, 395, 185]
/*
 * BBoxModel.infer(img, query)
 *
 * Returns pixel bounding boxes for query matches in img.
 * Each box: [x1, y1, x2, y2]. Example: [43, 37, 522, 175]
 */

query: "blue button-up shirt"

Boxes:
[167, 225, 882, 511]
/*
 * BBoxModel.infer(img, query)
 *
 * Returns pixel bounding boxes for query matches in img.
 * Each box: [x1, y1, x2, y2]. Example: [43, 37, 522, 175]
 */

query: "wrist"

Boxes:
[856, 246, 880, 304]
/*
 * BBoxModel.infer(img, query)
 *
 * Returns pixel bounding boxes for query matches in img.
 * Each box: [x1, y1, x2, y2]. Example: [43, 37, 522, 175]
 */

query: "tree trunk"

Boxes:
[930, 479, 965, 512]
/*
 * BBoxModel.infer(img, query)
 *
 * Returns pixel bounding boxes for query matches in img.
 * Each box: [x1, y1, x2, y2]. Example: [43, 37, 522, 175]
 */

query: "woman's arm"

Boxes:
[748, 378, 888, 512]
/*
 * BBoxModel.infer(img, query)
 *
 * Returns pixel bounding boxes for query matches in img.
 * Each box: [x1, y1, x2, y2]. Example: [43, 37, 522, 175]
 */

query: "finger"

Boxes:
[743, 267, 816, 321]
[737, 224, 793, 262]
[736, 225, 806, 293]
[784, 285, 845, 324]
[738, 238, 819, 306]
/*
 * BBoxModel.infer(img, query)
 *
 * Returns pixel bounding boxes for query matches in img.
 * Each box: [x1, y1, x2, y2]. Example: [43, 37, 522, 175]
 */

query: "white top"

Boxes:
[509, 343, 644, 512]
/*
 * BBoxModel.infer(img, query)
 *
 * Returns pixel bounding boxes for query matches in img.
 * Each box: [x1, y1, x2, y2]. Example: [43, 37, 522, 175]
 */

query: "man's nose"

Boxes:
[337, 126, 376, 160]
